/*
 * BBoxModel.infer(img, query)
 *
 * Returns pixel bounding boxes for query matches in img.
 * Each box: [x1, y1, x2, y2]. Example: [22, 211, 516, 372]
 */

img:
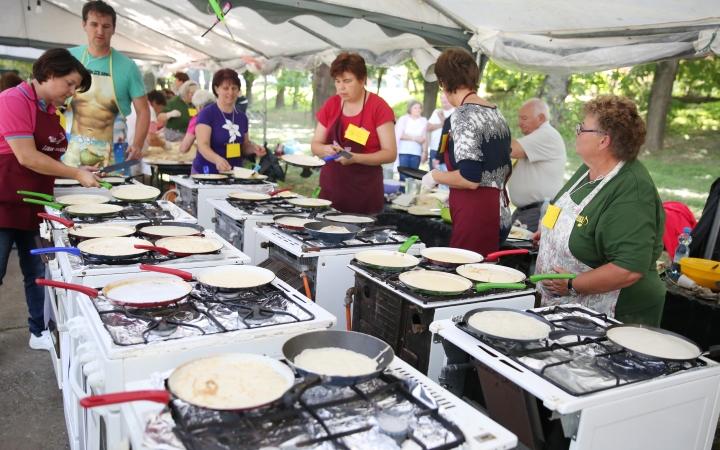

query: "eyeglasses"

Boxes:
[575, 123, 605, 136]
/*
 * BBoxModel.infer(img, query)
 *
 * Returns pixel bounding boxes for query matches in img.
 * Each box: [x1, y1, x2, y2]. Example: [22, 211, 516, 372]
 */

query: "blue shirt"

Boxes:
[192, 103, 249, 174]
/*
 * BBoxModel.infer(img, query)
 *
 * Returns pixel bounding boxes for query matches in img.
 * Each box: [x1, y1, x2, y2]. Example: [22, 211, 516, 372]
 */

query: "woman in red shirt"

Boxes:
[310, 52, 396, 214]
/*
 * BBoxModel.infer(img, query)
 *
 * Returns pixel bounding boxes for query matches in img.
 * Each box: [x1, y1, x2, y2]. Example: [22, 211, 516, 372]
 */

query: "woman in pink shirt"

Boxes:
[0, 48, 95, 351]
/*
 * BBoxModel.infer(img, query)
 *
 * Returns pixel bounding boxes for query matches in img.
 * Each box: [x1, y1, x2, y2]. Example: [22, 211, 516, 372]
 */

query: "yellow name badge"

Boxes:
[187, 108, 198, 117]
[344, 124, 370, 146]
[439, 134, 449, 153]
[541, 204, 562, 230]
[226, 143, 241, 159]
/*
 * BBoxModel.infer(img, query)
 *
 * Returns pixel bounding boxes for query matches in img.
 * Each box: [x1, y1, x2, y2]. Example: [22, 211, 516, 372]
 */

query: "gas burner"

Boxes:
[241, 304, 276, 324]
[148, 319, 178, 337]
[558, 316, 597, 330]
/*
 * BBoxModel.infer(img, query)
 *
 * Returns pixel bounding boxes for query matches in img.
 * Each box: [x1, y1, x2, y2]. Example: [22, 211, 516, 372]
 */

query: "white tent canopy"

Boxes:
[1, 0, 718, 77]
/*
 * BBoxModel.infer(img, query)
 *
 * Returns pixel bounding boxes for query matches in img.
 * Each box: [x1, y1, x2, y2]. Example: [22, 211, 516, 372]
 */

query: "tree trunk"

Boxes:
[312, 63, 335, 125]
[292, 87, 299, 110]
[242, 71, 256, 107]
[538, 74, 571, 128]
[423, 80, 439, 119]
[377, 67, 387, 95]
[645, 58, 680, 152]
[275, 86, 285, 109]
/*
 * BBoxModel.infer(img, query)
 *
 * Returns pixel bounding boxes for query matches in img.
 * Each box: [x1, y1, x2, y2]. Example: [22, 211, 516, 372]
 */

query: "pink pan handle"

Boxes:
[269, 187, 292, 196]
[38, 212, 74, 228]
[80, 390, 170, 408]
[485, 249, 529, 261]
[139, 264, 193, 281]
[36, 278, 99, 298]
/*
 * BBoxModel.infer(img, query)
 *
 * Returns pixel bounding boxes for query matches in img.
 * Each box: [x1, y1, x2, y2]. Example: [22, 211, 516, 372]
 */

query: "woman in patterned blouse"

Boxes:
[422, 48, 513, 256]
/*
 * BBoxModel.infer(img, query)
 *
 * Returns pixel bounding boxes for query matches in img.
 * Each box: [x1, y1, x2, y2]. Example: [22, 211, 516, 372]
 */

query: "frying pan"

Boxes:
[353, 236, 420, 271]
[24, 199, 124, 217]
[303, 221, 396, 244]
[55, 178, 80, 186]
[273, 214, 321, 231]
[31, 237, 153, 261]
[134, 221, 205, 239]
[79, 353, 296, 411]
[397, 166, 428, 180]
[109, 185, 161, 202]
[282, 330, 394, 391]
[287, 197, 332, 208]
[36, 276, 192, 308]
[456, 263, 576, 292]
[462, 307, 556, 343]
[228, 191, 271, 202]
[322, 212, 377, 225]
[38, 213, 136, 243]
[398, 270, 474, 295]
[190, 174, 228, 181]
[19, 190, 111, 206]
[140, 264, 276, 292]
[135, 236, 223, 257]
[421, 247, 530, 268]
[99, 176, 127, 186]
[547, 324, 713, 362]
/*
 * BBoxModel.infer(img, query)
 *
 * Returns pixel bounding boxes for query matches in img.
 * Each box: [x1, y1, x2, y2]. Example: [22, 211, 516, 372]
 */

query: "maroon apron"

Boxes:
[318, 92, 384, 215]
[0, 84, 67, 230]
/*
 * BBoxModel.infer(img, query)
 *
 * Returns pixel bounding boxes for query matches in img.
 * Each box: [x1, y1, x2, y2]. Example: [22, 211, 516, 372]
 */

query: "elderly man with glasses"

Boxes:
[507, 98, 567, 231]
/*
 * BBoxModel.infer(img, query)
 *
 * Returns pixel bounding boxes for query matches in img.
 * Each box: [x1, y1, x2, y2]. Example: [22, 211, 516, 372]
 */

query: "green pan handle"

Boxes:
[312, 186, 321, 198]
[18, 190, 54, 202]
[23, 198, 64, 210]
[476, 283, 527, 292]
[397, 235, 419, 253]
[98, 182, 113, 189]
[529, 273, 576, 283]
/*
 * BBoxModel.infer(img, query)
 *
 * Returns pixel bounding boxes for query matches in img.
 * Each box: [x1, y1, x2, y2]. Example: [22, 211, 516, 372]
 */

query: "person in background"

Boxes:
[192, 69, 265, 174]
[508, 98, 567, 232]
[395, 100, 428, 184]
[172, 72, 189, 95]
[64, 0, 149, 170]
[0, 48, 98, 351]
[427, 92, 455, 169]
[162, 88, 175, 101]
[0, 72, 23, 93]
[125, 90, 168, 154]
[310, 52, 396, 215]
[179, 89, 217, 154]
[422, 48, 513, 256]
[159, 80, 198, 142]
[535, 96, 665, 326]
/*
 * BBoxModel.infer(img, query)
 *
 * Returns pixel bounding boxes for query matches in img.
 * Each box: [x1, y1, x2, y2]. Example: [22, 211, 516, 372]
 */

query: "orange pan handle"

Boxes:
[80, 390, 170, 408]
[139, 264, 193, 281]
[269, 187, 292, 196]
[36, 279, 99, 298]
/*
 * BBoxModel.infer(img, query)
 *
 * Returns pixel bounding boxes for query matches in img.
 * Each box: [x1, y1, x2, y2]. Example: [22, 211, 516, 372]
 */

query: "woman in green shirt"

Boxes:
[159, 80, 198, 142]
[534, 96, 666, 326]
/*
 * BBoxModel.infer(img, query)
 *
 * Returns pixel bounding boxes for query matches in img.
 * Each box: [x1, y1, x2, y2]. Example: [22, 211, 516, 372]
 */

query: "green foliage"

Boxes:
[0, 59, 32, 80]
[274, 69, 311, 105]
[403, 59, 424, 94]
[390, 96, 423, 119]
[483, 61, 544, 97]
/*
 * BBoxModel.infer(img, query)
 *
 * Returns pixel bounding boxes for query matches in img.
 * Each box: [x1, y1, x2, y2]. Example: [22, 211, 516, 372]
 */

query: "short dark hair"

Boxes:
[582, 96, 647, 161]
[330, 52, 367, 82]
[33, 48, 92, 93]
[434, 48, 479, 93]
[162, 88, 175, 100]
[211, 69, 241, 96]
[0, 72, 23, 92]
[174, 72, 189, 83]
[82, 1, 116, 28]
[147, 90, 167, 107]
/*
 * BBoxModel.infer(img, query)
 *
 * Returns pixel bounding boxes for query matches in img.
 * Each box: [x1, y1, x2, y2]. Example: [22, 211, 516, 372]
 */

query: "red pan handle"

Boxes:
[38, 212, 74, 228]
[135, 245, 171, 256]
[485, 249, 530, 261]
[139, 264, 193, 281]
[269, 187, 292, 196]
[36, 279, 99, 298]
[80, 390, 170, 408]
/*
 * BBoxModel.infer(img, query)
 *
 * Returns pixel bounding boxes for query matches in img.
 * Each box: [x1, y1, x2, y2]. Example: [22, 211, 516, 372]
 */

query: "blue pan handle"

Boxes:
[323, 155, 341, 162]
[31, 247, 81, 256]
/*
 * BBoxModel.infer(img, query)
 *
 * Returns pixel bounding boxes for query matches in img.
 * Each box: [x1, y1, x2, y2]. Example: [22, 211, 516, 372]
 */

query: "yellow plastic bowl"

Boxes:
[680, 258, 720, 291]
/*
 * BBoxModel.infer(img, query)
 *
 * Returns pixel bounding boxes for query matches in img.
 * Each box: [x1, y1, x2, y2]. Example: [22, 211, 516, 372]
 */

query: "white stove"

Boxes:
[170, 175, 277, 229]
[118, 353, 517, 450]
[61, 272, 335, 450]
[430, 304, 720, 450]
[350, 262, 536, 382]
[254, 224, 425, 331]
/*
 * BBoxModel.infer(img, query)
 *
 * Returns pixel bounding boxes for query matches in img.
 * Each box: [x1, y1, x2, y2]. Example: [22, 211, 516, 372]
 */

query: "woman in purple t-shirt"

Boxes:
[192, 69, 265, 174]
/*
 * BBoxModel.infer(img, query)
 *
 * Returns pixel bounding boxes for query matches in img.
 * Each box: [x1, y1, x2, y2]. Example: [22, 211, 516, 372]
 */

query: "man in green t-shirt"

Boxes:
[63, 0, 149, 169]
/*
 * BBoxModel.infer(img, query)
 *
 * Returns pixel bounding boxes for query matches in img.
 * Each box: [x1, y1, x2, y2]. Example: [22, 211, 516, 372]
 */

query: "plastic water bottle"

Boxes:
[112, 138, 128, 176]
[538, 197, 550, 231]
[670, 227, 692, 280]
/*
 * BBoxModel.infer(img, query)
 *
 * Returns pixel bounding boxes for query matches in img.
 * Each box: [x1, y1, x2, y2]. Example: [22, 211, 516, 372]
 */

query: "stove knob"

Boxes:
[67, 317, 89, 339]
[83, 360, 101, 376]
[211, 217, 217, 223]
[87, 371, 105, 390]
[49, 259, 59, 271]
[76, 342, 97, 357]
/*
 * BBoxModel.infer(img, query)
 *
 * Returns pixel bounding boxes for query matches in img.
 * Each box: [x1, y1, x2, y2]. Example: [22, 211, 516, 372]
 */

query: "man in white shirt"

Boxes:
[508, 98, 566, 232]
[126, 90, 169, 152]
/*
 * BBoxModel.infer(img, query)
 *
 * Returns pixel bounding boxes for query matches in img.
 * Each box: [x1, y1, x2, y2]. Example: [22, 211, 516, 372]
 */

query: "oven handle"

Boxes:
[46, 285, 68, 332]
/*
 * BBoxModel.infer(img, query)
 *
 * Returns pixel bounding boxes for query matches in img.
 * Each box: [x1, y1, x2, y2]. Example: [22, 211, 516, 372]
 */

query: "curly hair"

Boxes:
[582, 96, 646, 161]
[433, 48, 479, 94]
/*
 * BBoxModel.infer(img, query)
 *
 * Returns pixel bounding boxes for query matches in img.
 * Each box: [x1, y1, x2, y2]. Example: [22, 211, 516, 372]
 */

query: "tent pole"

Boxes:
[263, 75, 268, 145]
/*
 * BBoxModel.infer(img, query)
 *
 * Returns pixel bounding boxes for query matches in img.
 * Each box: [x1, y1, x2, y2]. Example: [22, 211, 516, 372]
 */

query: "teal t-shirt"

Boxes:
[68, 46, 145, 117]
[553, 159, 666, 324]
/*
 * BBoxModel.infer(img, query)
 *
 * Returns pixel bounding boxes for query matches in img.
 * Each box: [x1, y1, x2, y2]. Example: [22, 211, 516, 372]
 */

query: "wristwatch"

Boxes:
[567, 278, 579, 297]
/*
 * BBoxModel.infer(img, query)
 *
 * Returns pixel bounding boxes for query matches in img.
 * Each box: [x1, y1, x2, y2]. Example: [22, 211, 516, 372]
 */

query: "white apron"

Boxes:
[535, 162, 625, 317]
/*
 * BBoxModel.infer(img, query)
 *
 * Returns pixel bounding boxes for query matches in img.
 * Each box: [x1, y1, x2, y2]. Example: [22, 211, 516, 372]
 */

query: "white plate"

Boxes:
[508, 226, 533, 240]
[281, 154, 326, 167]
[232, 167, 268, 180]
[54, 178, 80, 185]
[287, 198, 332, 208]
[408, 206, 440, 216]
